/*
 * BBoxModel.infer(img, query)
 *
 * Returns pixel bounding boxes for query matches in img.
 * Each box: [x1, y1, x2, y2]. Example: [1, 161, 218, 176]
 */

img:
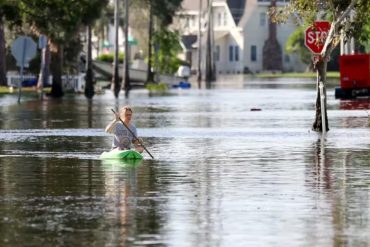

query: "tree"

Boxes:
[285, 27, 313, 71]
[112, 0, 121, 97]
[0, 2, 21, 86]
[272, 0, 370, 132]
[197, 0, 203, 89]
[141, 0, 183, 84]
[17, 0, 108, 98]
[80, 0, 109, 99]
[152, 28, 182, 75]
[205, 0, 215, 88]
[123, 0, 130, 96]
[0, 11, 7, 86]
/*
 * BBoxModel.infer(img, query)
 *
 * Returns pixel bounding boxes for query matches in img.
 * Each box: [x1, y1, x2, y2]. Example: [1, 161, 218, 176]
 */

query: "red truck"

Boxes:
[335, 54, 370, 99]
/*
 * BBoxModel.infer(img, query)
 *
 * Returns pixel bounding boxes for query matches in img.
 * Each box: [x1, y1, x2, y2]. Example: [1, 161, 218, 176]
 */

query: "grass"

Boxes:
[0, 86, 51, 94]
[256, 71, 340, 79]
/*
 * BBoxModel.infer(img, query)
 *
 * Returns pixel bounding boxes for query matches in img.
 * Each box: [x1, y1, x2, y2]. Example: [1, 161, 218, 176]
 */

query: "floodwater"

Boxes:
[1, 76, 370, 246]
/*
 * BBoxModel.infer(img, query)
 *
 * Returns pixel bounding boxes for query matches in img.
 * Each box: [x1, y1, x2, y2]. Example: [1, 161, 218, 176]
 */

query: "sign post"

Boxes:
[305, 21, 331, 134]
[11, 36, 37, 103]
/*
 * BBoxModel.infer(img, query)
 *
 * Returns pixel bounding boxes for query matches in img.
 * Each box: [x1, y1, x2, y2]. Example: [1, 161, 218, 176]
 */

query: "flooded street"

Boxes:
[1, 77, 370, 246]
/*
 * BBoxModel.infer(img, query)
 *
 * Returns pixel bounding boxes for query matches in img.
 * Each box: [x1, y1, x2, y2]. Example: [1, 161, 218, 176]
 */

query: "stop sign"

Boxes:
[305, 21, 331, 54]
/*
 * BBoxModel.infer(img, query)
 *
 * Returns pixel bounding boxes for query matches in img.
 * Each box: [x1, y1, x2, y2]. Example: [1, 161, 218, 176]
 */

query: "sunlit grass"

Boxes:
[256, 72, 340, 78]
[0, 86, 51, 94]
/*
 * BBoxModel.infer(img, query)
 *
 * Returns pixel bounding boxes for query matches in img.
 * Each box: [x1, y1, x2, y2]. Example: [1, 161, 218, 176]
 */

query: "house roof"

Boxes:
[181, 0, 209, 11]
[227, 0, 245, 25]
[180, 0, 245, 25]
[181, 35, 198, 50]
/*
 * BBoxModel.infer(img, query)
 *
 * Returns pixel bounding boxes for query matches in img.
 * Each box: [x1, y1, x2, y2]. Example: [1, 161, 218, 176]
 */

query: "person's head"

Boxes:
[119, 106, 133, 122]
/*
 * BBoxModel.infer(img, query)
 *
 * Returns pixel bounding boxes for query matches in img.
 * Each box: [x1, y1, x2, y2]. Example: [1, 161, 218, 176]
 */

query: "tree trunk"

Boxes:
[0, 19, 7, 86]
[146, 3, 155, 84]
[49, 46, 64, 98]
[111, 0, 120, 98]
[197, 0, 202, 89]
[85, 25, 95, 99]
[123, 0, 131, 93]
[312, 59, 329, 132]
[37, 38, 50, 96]
[205, 0, 214, 89]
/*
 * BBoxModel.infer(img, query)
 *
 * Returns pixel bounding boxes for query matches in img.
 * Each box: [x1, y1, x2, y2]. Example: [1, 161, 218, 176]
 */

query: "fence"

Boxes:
[6, 73, 85, 93]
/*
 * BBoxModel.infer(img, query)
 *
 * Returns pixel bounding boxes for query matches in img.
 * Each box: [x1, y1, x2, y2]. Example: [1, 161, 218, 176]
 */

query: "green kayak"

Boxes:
[100, 149, 143, 160]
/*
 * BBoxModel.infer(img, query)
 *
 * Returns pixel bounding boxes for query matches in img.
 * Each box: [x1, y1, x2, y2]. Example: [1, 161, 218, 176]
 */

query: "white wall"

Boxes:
[242, 0, 305, 72]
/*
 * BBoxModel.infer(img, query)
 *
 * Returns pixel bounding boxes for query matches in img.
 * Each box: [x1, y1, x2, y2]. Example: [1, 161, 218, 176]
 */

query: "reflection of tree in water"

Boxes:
[312, 137, 332, 190]
[307, 138, 370, 246]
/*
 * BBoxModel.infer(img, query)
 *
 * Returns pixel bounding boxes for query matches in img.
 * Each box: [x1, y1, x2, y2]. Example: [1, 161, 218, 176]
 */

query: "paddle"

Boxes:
[111, 109, 154, 159]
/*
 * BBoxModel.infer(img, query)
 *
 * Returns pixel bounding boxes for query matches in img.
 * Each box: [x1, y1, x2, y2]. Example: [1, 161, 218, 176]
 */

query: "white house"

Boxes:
[173, 0, 306, 74]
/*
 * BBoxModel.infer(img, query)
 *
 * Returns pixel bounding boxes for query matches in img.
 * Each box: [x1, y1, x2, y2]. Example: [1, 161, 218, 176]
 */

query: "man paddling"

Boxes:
[105, 106, 144, 153]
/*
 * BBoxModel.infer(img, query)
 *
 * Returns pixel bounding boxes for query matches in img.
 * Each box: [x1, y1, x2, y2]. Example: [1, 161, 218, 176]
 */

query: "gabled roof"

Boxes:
[181, 35, 198, 50]
[226, 0, 245, 25]
[180, 0, 245, 25]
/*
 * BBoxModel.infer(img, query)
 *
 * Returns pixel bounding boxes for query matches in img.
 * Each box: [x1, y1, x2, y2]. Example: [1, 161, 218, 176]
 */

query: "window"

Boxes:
[190, 16, 195, 27]
[251, 45, 257, 62]
[184, 17, 190, 28]
[229, 46, 234, 61]
[218, 13, 222, 27]
[215, 46, 220, 61]
[284, 54, 290, 63]
[235, 46, 239, 62]
[260, 13, 266, 26]
[223, 12, 228, 26]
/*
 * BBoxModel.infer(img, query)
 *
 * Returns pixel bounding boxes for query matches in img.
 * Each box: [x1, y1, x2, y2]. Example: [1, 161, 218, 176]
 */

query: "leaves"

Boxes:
[153, 28, 182, 75]
[16, 0, 109, 44]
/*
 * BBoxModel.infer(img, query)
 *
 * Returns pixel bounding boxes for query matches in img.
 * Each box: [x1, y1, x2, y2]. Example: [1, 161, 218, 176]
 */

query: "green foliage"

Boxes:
[271, 0, 370, 44]
[17, 0, 109, 44]
[145, 82, 168, 92]
[285, 27, 312, 65]
[95, 52, 124, 63]
[143, 0, 183, 25]
[153, 28, 182, 75]
[358, 20, 370, 52]
[0, 1, 22, 27]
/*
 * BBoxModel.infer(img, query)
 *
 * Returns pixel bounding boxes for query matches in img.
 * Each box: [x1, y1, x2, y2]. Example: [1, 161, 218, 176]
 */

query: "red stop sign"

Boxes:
[305, 21, 331, 54]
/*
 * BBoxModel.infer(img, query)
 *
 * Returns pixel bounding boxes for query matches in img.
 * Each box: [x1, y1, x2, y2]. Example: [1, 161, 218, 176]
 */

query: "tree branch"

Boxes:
[321, 0, 357, 58]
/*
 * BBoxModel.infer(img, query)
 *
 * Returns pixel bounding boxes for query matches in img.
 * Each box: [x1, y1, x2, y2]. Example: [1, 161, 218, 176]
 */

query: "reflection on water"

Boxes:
[1, 79, 370, 246]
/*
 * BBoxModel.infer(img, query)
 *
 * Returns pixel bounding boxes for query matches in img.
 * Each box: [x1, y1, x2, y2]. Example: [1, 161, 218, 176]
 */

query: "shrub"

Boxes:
[95, 52, 124, 63]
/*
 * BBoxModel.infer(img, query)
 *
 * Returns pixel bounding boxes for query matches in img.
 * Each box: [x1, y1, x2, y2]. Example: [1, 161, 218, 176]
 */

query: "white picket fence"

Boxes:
[6, 73, 85, 93]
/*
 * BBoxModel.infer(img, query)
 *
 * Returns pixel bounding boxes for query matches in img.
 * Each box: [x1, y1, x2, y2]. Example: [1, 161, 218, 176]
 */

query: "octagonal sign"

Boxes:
[305, 21, 331, 54]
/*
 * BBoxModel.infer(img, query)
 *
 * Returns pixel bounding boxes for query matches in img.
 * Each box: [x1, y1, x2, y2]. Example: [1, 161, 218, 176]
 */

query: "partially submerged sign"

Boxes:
[11, 36, 37, 103]
[11, 36, 37, 68]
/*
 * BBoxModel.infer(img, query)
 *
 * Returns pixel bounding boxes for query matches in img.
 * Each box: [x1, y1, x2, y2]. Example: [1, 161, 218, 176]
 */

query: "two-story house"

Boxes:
[173, 0, 306, 75]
